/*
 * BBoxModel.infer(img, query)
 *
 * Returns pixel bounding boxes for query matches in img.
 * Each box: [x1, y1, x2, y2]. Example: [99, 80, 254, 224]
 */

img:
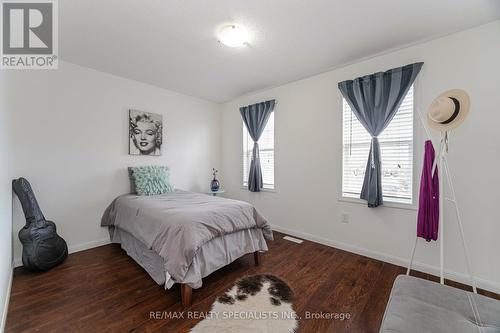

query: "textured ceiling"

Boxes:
[60, 0, 500, 102]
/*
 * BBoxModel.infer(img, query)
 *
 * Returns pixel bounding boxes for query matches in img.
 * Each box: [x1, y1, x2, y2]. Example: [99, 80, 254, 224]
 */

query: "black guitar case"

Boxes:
[12, 178, 68, 271]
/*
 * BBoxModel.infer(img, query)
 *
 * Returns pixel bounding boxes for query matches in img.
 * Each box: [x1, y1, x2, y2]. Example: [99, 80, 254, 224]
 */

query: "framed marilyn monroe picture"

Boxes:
[129, 110, 162, 156]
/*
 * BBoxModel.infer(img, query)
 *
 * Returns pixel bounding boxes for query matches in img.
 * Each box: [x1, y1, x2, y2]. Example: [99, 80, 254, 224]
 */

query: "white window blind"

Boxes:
[243, 112, 275, 189]
[342, 86, 414, 204]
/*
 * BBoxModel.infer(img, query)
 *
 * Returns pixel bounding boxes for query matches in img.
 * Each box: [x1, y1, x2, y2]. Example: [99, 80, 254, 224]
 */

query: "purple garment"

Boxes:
[417, 140, 439, 242]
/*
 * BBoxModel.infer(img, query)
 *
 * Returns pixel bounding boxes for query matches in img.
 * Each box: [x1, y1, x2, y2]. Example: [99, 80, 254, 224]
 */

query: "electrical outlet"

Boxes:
[341, 213, 349, 224]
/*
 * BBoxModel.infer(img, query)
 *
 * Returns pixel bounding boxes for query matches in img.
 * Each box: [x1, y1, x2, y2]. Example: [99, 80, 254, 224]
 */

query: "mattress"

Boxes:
[110, 226, 268, 289]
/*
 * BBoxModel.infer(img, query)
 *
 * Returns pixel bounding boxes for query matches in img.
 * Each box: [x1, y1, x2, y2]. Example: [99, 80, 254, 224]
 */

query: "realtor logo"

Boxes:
[1, 0, 58, 69]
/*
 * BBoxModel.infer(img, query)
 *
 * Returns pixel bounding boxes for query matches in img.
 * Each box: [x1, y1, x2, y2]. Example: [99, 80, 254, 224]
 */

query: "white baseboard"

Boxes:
[272, 224, 500, 295]
[1, 268, 13, 333]
[9, 226, 500, 294]
[68, 238, 110, 254]
[14, 238, 110, 268]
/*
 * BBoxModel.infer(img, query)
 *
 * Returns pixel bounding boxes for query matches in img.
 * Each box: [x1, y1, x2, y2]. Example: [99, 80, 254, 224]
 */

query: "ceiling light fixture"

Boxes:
[217, 24, 249, 48]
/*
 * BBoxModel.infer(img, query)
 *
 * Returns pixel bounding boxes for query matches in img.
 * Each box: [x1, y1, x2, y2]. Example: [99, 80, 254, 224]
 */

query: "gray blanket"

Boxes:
[101, 190, 273, 284]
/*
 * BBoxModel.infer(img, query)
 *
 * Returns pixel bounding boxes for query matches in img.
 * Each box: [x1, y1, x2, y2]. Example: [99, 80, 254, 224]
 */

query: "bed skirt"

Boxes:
[109, 226, 268, 289]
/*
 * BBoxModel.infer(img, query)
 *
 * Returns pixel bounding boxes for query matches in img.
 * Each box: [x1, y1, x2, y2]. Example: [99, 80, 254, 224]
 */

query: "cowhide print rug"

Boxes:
[190, 274, 298, 333]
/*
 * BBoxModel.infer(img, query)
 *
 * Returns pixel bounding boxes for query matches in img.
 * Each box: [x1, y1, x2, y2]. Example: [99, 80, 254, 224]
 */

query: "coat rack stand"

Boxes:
[406, 110, 477, 294]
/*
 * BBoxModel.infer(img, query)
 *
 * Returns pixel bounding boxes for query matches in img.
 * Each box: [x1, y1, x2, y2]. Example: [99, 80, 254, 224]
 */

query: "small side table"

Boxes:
[207, 190, 225, 196]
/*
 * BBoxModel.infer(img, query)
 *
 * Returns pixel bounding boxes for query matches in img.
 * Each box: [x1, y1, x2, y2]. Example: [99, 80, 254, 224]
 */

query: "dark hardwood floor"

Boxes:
[6, 232, 499, 333]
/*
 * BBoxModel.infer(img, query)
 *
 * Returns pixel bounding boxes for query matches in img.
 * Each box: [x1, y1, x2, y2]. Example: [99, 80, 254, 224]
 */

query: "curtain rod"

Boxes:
[239, 100, 278, 108]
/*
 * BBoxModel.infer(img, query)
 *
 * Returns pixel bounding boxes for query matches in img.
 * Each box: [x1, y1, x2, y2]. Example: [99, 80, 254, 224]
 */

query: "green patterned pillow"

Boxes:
[131, 166, 174, 196]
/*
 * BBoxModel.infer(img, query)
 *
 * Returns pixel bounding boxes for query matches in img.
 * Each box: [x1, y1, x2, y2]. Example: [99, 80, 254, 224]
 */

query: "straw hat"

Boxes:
[427, 89, 470, 131]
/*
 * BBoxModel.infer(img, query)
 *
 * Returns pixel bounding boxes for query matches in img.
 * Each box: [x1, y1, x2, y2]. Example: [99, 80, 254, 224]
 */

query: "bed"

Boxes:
[101, 190, 273, 306]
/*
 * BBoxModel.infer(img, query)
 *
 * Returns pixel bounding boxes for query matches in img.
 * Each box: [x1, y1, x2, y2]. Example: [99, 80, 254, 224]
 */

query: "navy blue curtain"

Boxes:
[240, 100, 276, 192]
[338, 62, 423, 207]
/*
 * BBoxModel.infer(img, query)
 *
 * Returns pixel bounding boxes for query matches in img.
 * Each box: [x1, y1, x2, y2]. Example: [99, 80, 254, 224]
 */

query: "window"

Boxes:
[243, 113, 275, 189]
[342, 86, 414, 204]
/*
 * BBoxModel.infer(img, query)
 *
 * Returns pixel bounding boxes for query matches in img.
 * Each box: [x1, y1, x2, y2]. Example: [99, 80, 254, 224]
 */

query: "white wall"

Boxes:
[0, 72, 13, 331]
[5, 61, 222, 266]
[221, 21, 500, 292]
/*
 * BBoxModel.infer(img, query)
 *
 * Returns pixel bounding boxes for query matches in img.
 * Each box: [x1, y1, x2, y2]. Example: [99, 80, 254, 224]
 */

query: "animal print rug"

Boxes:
[190, 274, 298, 333]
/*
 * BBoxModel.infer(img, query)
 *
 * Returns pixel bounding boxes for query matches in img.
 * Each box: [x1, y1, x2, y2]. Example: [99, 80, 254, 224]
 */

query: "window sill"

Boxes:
[240, 186, 277, 193]
[338, 196, 417, 211]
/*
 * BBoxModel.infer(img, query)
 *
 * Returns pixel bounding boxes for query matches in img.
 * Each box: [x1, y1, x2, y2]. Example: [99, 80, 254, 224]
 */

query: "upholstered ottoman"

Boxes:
[380, 275, 500, 332]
